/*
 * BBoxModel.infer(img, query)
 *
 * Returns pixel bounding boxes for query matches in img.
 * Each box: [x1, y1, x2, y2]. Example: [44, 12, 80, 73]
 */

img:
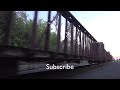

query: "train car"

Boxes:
[89, 42, 99, 64]
[97, 42, 106, 63]
[90, 42, 98, 58]
[104, 50, 107, 62]
[105, 51, 112, 62]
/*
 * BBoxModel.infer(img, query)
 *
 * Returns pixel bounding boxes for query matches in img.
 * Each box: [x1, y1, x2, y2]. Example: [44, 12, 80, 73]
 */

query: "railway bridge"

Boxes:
[0, 11, 115, 79]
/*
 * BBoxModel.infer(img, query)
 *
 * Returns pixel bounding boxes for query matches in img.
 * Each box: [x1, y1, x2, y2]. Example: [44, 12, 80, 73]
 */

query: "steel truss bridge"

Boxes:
[0, 11, 114, 78]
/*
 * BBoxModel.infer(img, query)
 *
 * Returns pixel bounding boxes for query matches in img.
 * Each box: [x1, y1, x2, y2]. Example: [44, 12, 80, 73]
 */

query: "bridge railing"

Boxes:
[0, 11, 113, 61]
[0, 11, 114, 78]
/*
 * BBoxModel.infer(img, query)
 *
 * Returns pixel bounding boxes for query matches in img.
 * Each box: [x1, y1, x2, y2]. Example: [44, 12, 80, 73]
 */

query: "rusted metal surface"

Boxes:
[85, 36, 88, 57]
[31, 11, 38, 49]
[64, 19, 68, 54]
[56, 13, 61, 53]
[84, 34, 86, 57]
[86, 37, 89, 57]
[44, 11, 51, 51]
[70, 23, 73, 55]
[78, 30, 81, 56]
[75, 27, 78, 56]
[0, 11, 114, 77]
[89, 38, 91, 57]
[58, 11, 97, 42]
[0, 11, 114, 61]
[82, 33, 84, 56]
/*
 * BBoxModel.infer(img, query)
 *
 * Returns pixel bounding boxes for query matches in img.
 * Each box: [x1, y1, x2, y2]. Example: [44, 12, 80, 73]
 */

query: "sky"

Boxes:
[26, 11, 120, 58]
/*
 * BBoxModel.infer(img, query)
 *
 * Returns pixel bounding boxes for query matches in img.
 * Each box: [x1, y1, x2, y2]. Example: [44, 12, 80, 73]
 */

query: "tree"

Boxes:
[36, 19, 47, 49]
[0, 11, 58, 51]
[10, 11, 30, 47]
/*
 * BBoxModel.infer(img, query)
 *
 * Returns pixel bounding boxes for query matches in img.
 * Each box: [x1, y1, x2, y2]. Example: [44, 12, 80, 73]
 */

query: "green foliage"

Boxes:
[10, 11, 30, 47]
[36, 19, 47, 49]
[50, 32, 57, 51]
[0, 11, 58, 50]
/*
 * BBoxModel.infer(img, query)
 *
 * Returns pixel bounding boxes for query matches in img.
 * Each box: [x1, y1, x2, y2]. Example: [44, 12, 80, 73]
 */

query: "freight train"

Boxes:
[89, 42, 113, 64]
[0, 11, 114, 66]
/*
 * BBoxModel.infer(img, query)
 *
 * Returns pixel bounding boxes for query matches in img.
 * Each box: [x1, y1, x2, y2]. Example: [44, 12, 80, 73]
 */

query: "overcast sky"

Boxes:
[26, 11, 120, 58]
[71, 11, 120, 58]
